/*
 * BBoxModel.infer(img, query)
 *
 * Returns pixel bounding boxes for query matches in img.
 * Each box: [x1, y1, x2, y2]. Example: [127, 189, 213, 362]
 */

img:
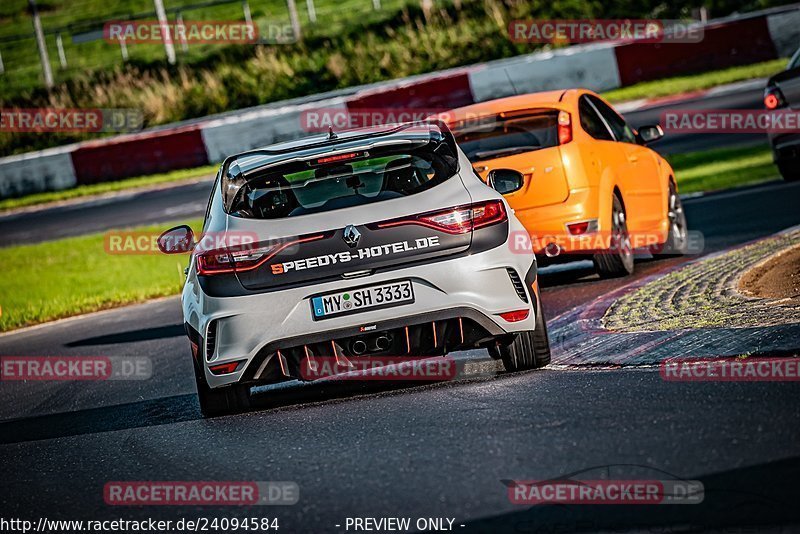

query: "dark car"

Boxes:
[765, 47, 800, 181]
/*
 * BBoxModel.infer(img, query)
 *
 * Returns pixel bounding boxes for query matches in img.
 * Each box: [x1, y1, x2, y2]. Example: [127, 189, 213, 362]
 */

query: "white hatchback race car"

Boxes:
[158, 121, 550, 416]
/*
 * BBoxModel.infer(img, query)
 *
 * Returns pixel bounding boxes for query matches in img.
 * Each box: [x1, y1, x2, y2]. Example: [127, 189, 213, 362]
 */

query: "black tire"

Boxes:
[499, 297, 551, 372]
[777, 162, 800, 182]
[193, 357, 251, 417]
[593, 194, 634, 278]
[657, 182, 689, 256]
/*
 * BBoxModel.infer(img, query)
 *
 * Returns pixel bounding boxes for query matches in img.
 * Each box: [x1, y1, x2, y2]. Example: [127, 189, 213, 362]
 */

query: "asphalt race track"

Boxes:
[0, 82, 767, 248]
[1, 175, 799, 531]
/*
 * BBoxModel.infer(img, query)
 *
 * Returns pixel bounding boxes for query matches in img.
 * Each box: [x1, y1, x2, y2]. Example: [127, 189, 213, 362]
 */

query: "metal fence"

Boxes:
[0, 0, 437, 90]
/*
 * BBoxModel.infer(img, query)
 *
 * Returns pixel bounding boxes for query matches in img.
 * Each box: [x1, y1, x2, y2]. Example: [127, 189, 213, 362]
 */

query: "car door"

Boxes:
[588, 95, 664, 233]
[577, 95, 632, 225]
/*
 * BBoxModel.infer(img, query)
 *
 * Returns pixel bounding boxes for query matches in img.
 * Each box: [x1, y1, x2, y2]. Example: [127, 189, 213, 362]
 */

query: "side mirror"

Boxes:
[157, 225, 195, 254]
[638, 124, 664, 144]
[487, 169, 524, 195]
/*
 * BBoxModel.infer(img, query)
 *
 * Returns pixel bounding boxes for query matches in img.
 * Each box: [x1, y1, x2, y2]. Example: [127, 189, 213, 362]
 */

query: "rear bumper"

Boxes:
[183, 240, 538, 389]
[770, 133, 800, 165]
[515, 187, 604, 256]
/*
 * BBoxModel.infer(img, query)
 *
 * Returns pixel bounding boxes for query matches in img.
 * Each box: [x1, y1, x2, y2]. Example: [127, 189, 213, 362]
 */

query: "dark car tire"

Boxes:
[656, 182, 689, 256]
[593, 194, 634, 278]
[777, 162, 800, 182]
[194, 357, 251, 417]
[499, 297, 551, 372]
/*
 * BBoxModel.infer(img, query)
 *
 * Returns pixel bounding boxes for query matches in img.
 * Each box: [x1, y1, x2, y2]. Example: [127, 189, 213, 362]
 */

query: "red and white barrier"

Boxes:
[201, 98, 349, 163]
[0, 147, 76, 199]
[468, 43, 621, 102]
[1, 4, 799, 199]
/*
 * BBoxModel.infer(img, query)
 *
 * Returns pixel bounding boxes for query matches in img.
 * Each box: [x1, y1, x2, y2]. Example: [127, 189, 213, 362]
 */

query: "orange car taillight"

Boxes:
[558, 110, 573, 144]
[196, 234, 326, 275]
[377, 201, 507, 234]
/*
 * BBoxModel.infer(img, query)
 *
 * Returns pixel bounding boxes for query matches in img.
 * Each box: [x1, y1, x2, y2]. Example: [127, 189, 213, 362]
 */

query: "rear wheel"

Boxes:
[593, 194, 634, 278]
[193, 357, 251, 417]
[777, 162, 800, 182]
[658, 182, 688, 256]
[499, 297, 551, 372]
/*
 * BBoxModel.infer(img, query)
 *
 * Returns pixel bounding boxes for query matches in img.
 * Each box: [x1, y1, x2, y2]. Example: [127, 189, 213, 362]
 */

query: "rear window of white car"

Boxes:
[224, 143, 458, 219]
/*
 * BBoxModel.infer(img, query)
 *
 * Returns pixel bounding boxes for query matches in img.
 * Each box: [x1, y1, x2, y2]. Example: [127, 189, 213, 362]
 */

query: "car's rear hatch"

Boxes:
[199, 123, 503, 292]
[451, 109, 570, 208]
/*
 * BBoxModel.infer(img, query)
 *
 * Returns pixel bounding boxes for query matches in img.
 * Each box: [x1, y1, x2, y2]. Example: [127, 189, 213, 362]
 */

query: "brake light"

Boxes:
[196, 234, 326, 275]
[558, 110, 572, 144]
[499, 309, 530, 322]
[209, 360, 244, 375]
[764, 87, 785, 110]
[376, 201, 507, 234]
[314, 152, 366, 164]
[566, 219, 599, 236]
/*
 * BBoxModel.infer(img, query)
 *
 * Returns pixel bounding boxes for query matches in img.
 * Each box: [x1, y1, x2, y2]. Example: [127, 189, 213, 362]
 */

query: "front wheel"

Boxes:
[777, 162, 800, 182]
[499, 298, 551, 372]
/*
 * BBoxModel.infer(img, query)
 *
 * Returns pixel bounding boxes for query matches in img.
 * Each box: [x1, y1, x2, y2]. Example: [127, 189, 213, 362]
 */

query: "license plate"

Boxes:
[311, 280, 414, 320]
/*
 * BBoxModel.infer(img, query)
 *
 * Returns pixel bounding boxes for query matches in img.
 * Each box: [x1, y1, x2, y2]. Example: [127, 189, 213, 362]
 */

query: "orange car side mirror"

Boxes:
[487, 169, 524, 195]
[638, 125, 664, 144]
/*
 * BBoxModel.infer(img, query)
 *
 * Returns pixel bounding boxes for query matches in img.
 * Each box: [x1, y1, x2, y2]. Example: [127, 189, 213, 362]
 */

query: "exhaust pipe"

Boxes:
[544, 242, 562, 258]
[374, 335, 391, 351]
[351, 339, 367, 355]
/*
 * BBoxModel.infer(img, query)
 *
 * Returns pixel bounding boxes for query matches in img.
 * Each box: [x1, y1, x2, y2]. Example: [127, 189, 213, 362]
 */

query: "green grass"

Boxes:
[603, 58, 788, 103]
[669, 144, 777, 194]
[0, 165, 217, 212]
[0, 219, 201, 332]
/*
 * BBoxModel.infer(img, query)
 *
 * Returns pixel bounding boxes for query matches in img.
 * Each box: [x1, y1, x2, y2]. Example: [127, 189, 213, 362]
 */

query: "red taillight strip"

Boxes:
[196, 233, 328, 275]
[376, 217, 472, 234]
[373, 201, 507, 234]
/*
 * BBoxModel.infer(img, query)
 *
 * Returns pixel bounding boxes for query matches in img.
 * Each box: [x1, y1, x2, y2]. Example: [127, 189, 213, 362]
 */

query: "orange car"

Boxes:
[446, 88, 688, 277]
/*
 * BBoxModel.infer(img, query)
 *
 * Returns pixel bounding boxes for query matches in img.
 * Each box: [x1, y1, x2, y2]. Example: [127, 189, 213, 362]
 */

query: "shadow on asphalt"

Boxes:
[0, 362, 508, 444]
[538, 264, 599, 288]
[0, 394, 201, 444]
[65, 324, 185, 347]
[466, 457, 800, 532]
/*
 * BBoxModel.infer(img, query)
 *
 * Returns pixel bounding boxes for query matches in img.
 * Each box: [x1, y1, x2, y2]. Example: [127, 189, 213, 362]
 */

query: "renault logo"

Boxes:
[342, 225, 361, 248]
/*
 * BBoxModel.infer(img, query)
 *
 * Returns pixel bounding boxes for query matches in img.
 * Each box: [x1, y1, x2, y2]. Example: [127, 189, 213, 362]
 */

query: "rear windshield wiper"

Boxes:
[471, 146, 541, 160]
